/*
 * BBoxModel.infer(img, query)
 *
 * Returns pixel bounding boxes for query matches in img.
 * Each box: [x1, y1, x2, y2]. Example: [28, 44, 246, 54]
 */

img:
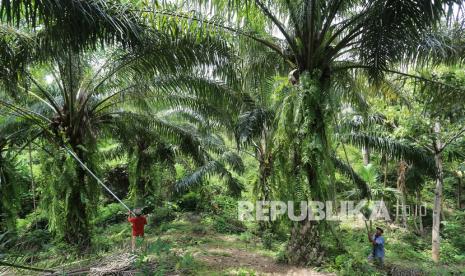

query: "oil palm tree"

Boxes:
[152, 0, 461, 264]
[0, 0, 240, 250]
[0, 28, 236, 249]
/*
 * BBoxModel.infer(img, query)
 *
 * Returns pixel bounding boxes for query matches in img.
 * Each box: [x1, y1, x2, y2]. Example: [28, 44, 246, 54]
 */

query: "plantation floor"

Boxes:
[3, 216, 334, 275]
[141, 218, 335, 275]
[5, 214, 463, 275]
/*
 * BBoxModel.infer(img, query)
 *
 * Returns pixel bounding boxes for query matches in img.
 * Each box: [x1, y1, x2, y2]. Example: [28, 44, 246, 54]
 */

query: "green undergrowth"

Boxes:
[5, 204, 465, 275]
[6, 208, 282, 275]
[323, 220, 465, 275]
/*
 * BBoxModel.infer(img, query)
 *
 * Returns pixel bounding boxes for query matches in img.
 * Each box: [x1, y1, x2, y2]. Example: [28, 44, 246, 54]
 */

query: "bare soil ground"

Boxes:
[197, 246, 334, 275]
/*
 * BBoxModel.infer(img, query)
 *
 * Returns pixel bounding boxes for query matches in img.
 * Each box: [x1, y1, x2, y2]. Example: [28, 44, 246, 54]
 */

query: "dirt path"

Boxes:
[197, 244, 334, 276]
[156, 220, 335, 276]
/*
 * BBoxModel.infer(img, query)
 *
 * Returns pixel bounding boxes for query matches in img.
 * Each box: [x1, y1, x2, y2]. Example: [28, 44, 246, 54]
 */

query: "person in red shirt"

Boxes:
[128, 208, 147, 252]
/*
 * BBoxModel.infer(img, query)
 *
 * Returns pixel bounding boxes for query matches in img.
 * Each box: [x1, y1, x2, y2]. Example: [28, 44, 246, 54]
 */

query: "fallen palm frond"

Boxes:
[88, 253, 137, 276]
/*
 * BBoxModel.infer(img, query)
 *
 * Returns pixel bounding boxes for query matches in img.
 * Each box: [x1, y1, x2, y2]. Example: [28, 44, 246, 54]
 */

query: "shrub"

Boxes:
[261, 230, 274, 249]
[443, 211, 465, 254]
[332, 253, 378, 275]
[239, 231, 254, 243]
[178, 192, 200, 211]
[191, 225, 207, 235]
[176, 253, 201, 275]
[17, 229, 51, 253]
[202, 195, 246, 234]
[151, 203, 178, 226]
[208, 215, 245, 234]
[275, 249, 288, 264]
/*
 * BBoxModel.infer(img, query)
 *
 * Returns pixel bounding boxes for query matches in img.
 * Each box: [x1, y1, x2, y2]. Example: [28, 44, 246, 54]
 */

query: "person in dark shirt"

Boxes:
[368, 227, 385, 267]
[128, 208, 147, 252]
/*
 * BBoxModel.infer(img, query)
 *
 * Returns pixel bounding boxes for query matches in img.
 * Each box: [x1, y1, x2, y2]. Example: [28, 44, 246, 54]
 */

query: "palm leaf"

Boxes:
[332, 155, 371, 199]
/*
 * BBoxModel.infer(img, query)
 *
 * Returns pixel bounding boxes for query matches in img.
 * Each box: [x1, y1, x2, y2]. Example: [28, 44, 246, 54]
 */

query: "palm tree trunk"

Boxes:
[287, 219, 324, 266]
[258, 151, 272, 230]
[432, 122, 443, 263]
[286, 73, 333, 266]
[28, 144, 36, 212]
[64, 165, 90, 250]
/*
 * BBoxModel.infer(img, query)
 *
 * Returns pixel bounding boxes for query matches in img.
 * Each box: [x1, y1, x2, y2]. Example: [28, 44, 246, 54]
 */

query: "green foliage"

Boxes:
[151, 238, 172, 256]
[176, 151, 245, 197]
[0, 0, 146, 54]
[275, 249, 288, 264]
[39, 149, 96, 246]
[442, 210, 465, 262]
[191, 224, 207, 235]
[238, 231, 254, 243]
[205, 215, 245, 234]
[134, 238, 202, 275]
[102, 165, 130, 204]
[177, 191, 200, 212]
[92, 203, 127, 227]
[151, 202, 179, 226]
[0, 0, 465, 272]
[134, 238, 160, 275]
[0, 230, 12, 263]
[201, 194, 246, 234]
[261, 229, 274, 250]
[0, 153, 28, 231]
[332, 254, 379, 276]
[175, 253, 201, 275]
[17, 229, 51, 253]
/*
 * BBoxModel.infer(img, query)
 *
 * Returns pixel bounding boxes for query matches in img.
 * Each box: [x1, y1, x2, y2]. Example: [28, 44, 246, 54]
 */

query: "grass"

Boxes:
[333, 220, 465, 275]
[8, 214, 278, 275]
[6, 212, 465, 275]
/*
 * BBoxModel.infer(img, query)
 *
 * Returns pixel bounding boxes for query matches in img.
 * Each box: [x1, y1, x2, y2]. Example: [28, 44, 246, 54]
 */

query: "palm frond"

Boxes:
[0, 0, 146, 51]
[342, 132, 435, 174]
[235, 108, 273, 147]
[175, 151, 244, 197]
[332, 155, 371, 199]
[359, 0, 451, 81]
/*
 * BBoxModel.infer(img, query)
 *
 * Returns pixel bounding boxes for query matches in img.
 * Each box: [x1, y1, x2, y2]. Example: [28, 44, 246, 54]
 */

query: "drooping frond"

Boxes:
[0, 25, 34, 95]
[235, 108, 274, 148]
[359, 0, 452, 81]
[413, 22, 465, 67]
[331, 155, 371, 199]
[175, 151, 244, 197]
[342, 132, 435, 175]
[0, 0, 146, 52]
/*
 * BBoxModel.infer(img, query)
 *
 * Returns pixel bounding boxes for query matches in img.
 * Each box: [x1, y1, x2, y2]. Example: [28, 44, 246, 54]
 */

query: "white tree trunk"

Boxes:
[457, 173, 462, 209]
[396, 161, 408, 227]
[417, 191, 424, 235]
[362, 145, 370, 166]
[413, 202, 419, 233]
[401, 190, 408, 228]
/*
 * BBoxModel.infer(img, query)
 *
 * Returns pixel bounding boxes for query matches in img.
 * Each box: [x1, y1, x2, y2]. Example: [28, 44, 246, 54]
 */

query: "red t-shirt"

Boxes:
[128, 216, 147, 236]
